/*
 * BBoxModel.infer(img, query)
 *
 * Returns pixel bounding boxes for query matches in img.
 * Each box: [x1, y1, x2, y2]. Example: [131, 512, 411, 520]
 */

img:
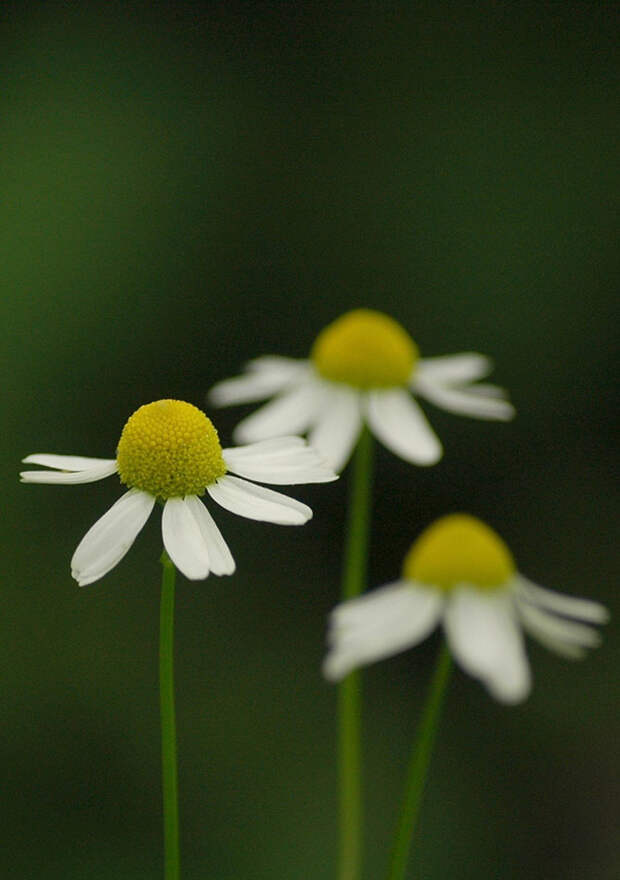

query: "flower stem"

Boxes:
[160, 551, 180, 880]
[338, 426, 374, 880]
[386, 641, 452, 880]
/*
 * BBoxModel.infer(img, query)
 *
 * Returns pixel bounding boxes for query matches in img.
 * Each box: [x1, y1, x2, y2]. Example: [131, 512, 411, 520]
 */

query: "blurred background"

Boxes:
[2, 2, 618, 877]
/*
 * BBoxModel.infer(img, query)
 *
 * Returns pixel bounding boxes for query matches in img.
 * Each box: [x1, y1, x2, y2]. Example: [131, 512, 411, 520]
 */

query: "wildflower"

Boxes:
[21, 399, 336, 585]
[208, 309, 514, 471]
[323, 514, 608, 702]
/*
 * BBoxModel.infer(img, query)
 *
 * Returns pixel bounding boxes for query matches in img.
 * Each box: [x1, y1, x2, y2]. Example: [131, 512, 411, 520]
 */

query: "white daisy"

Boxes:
[323, 514, 609, 703]
[21, 399, 336, 585]
[208, 309, 515, 472]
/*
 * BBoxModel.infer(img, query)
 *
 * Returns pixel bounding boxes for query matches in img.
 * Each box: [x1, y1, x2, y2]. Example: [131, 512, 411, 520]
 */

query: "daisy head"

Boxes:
[208, 308, 515, 472]
[323, 514, 609, 703]
[21, 399, 336, 586]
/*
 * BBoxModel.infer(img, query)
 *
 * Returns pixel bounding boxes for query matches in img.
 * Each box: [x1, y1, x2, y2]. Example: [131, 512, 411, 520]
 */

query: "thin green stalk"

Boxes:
[386, 642, 452, 880]
[160, 551, 180, 880]
[338, 427, 374, 880]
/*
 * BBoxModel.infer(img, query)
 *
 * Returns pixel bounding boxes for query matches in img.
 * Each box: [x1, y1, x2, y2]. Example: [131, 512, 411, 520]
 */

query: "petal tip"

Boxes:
[322, 657, 346, 682]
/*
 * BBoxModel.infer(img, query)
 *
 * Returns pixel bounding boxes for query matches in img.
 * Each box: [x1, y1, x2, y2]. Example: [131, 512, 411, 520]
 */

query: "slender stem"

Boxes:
[386, 642, 452, 880]
[160, 551, 180, 880]
[338, 426, 374, 880]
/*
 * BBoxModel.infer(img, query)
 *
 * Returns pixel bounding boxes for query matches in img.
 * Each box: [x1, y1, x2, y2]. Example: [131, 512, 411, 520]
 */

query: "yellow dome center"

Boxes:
[311, 309, 418, 389]
[116, 400, 226, 499]
[403, 514, 515, 591]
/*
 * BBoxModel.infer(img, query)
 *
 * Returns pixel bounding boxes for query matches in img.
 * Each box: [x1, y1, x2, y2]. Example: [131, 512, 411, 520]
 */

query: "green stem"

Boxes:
[338, 427, 374, 880]
[160, 551, 180, 880]
[386, 642, 452, 880]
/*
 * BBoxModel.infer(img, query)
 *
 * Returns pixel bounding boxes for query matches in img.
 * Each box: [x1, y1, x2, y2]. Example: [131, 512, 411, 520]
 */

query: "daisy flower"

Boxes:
[208, 309, 515, 472]
[21, 399, 336, 585]
[323, 514, 609, 703]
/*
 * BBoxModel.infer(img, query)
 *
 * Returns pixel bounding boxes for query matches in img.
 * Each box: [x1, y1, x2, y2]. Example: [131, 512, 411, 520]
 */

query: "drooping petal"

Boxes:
[223, 436, 337, 485]
[365, 389, 442, 465]
[162, 497, 211, 580]
[514, 576, 610, 624]
[208, 358, 309, 406]
[443, 586, 531, 703]
[21, 455, 118, 484]
[207, 475, 312, 524]
[413, 375, 515, 420]
[71, 489, 155, 586]
[183, 495, 236, 576]
[323, 580, 443, 681]
[516, 598, 603, 659]
[413, 353, 493, 385]
[232, 381, 326, 444]
[307, 385, 362, 472]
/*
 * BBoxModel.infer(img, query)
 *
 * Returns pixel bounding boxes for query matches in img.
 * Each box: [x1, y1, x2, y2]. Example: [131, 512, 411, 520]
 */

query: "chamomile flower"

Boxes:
[323, 514, 609, 703]
[21, 399, 336, 585]
[208, 309, 514, 471]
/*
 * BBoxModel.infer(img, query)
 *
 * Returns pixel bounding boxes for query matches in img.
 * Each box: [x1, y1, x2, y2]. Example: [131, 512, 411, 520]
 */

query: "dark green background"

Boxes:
[2, 3, 618, 878]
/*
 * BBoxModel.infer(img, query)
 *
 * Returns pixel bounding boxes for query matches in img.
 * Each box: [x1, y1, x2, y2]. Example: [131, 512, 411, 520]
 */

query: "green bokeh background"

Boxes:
[2, 3, 618, 878]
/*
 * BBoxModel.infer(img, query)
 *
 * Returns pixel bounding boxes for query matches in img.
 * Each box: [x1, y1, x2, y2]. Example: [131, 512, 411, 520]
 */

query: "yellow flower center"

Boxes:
[403, 514, 515, 592]
[311, 309, 418, 389]
[116, 400, 226, 499]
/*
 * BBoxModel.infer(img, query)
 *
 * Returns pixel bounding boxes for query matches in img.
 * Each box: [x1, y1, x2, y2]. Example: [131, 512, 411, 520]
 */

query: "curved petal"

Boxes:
[207, 475, 311, 524]
[516, 598, 602, 658]
[366, 389, 442, 465]
[514, 576, 609, 624]
[162, 497, 211, 580]
[307, 385, 362, 473]
[208, 358, 309, 406]
[71, 489, 155, 586]
[22, 454, 117, 471]
[223, 436, 337, 485]
[232, 381, 326, 444]
[323, 580, 443, 681]
[21, 456, 118, 484]
[414, 375, 515, 421]
[224, 436, 307, 455]
[443, 586, 531, 703]
[184, 495, 235, 576]
[413, 353, 493, 385]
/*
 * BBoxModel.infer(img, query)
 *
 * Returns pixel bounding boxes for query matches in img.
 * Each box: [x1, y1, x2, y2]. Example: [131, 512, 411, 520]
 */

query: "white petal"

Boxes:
[22, 454, 117, 471]
[162, 497, 211, 580]
[307, 386, 362, 473]
[183, 495, 236, 576]
[232, 381, 326, 444]
[208, 358, 309, 406]
[413, 353, 493, 384]
[516, 597, 603, 658]
[414, 375, 514, 420]
[71, 489, 155, 586]
[207, 475, 312, 524]
[223, 436, 337, 485]
[365, 389, 442, 465]
[246, 356, 309, 376]
[21, 458, 118, 484]
[514, 576, 610, 624]
[443, 587, 531, 703]
[323, 580, 443, 681]
[223, 436, 308, 456]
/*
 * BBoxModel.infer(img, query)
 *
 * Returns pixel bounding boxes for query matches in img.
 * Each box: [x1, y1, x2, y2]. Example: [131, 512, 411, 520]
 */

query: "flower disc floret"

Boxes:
[311, 309, 419, 389]
[116, 400, 226, 499]
[403, 513, 515, 591]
